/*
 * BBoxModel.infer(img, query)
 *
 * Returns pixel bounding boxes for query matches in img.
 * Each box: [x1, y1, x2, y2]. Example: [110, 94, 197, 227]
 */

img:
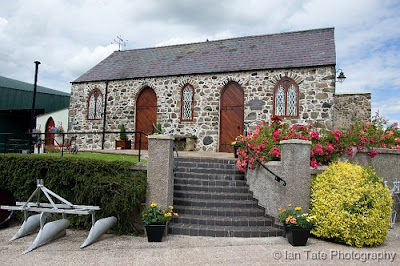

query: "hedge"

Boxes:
[310, 161, 392, 247]
[0, 154, 147, 235]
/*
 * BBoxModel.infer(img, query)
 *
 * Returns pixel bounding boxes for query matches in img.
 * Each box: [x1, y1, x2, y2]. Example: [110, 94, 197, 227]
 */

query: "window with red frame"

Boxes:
[273, 78, 299, 117]
[87, 89, 103, 120]
[181, 84, 194, 121]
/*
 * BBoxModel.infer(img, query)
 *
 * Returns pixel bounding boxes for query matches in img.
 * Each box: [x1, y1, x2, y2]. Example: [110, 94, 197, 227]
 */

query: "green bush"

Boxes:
[310, 161, 393, 247]
[0, 154, 146, 235]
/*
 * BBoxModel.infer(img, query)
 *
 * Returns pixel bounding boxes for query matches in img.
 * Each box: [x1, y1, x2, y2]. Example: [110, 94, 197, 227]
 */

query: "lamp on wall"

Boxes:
[336, 69, 346, 83]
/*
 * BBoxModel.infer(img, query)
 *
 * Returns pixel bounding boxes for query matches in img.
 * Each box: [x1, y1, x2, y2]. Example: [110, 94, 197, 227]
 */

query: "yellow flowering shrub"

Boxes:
[310, 161, 393, 247]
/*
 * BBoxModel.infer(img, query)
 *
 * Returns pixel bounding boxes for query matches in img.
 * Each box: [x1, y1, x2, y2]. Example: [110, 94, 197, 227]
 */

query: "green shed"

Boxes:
[0, 76, 70, 133]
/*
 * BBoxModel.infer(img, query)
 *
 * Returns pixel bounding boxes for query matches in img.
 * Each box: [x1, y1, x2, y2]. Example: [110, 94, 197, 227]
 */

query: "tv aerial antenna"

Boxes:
[112, 35, 128, 51]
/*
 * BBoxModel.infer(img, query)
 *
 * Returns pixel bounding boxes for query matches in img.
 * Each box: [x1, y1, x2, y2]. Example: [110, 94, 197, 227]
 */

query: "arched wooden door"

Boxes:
[45, 117, 55, 151]
[219, 82, 244, 152]
[135, 87, 157, 150]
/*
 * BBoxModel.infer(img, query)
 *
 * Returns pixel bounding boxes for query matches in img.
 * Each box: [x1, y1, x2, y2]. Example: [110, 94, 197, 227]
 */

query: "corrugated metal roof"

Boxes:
[0, 76, 70, 96]
[73, 28, 336, 83]
[0, 76, 70, 112]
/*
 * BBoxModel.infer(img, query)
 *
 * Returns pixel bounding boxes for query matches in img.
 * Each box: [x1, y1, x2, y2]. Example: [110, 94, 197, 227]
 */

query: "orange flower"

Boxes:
[143, 213, 148, 217]
[290, 218, 296, 224]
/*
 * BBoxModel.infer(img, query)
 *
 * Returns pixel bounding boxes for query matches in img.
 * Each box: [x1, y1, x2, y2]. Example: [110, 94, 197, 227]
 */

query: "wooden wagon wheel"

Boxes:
[0, 188, 15, 229]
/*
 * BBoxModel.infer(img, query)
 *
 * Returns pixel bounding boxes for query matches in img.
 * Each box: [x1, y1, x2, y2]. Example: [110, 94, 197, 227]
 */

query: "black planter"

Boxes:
[286, 226, 311, 246]
[145, 224, 166, 242]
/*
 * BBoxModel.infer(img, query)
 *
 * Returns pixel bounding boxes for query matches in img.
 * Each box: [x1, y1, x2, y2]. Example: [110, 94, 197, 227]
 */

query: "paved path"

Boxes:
[89, 149, 236, 160]
[0, 223, 399, 265]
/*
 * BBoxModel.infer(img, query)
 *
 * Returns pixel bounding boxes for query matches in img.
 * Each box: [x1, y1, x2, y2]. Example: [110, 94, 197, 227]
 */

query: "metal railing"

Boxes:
[247, 148, 287, 186]
[0, 131, 148, 162]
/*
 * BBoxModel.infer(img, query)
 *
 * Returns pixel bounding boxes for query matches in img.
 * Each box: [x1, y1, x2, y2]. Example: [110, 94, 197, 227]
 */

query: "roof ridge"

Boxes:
[119, 27, 335, 53]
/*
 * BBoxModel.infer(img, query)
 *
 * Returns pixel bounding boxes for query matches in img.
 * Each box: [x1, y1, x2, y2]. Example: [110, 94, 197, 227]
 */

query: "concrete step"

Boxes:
[174, 184, 249, 193]
[175, 167, 242, 175]
[174, 178, 248, 187]
[173, 205, 265, 217]
[172, 214, 273, 227]
[176, 161, 238, 170]
[174, 190, 254, 201]
[174, 197, 260, 209]
[174, 172, 245, 181]
[169, 223, 282, 237]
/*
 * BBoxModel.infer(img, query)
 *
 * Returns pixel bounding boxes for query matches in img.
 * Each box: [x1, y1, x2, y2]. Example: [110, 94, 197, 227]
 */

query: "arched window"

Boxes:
[273, 78, 299, 117]
[181, 84, 194, 121]
[87, 89, 103, 120]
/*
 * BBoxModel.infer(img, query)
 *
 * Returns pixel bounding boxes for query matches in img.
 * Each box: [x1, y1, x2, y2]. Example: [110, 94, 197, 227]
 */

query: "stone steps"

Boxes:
[169, 157, 282, 237]
[169, 224, 282, 237]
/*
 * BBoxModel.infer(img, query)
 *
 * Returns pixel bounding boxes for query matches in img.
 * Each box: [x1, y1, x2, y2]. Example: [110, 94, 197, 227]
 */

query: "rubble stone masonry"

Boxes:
[68, 66, 369, 151]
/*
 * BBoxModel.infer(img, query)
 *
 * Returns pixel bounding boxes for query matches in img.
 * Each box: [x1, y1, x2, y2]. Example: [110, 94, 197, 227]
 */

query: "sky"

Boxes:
[0, 0, 399, 124]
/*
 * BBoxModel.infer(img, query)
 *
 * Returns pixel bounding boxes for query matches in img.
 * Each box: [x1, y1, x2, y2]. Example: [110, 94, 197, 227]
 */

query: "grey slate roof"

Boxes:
[73, 28, 336, 83]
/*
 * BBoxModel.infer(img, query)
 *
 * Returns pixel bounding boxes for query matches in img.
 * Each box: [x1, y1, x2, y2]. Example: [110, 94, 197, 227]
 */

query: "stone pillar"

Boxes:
[280, 139, 312, 211]
[146, 135, 175, 209]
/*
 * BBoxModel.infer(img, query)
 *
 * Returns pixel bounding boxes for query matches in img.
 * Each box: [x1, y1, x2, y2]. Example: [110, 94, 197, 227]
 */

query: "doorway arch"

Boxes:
[135, 87, 157, 150]
[219, 82, 244, 152]
[45, 117, 55, 150]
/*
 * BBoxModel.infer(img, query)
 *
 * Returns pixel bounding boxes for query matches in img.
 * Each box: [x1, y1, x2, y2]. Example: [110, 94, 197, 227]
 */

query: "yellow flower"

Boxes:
[150, 203, 157, 208]
[231, 141, 237, 145]
[295, 206, 302, 211]
[174, 213, 178, 217]
[169, 206, 174, 210]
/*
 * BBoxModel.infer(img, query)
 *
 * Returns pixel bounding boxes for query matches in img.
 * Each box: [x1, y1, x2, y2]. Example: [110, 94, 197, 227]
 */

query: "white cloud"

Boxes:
[155, 31, 235, 47]
[64, 44, 117, 79]
[372, 98, 400, 124]
[0, 0, 399, 123]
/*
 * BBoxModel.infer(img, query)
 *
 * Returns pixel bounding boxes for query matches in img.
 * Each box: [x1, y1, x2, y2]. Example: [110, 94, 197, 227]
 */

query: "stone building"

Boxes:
[69, 27, 370, 152]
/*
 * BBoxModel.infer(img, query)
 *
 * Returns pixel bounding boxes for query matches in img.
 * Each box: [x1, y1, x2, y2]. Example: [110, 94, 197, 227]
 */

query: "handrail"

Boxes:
[247, 148, 287, 186]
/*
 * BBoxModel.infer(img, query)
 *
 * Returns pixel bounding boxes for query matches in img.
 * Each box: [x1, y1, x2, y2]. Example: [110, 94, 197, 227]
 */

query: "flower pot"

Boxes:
[115, 140, 131, 150]
[145, 224, 166, 242]
[286, 226, 311, 246]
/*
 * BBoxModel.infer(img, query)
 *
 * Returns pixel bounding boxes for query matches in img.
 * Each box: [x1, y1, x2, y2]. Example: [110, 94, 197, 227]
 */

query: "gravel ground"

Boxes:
[0, 223, 399, 266]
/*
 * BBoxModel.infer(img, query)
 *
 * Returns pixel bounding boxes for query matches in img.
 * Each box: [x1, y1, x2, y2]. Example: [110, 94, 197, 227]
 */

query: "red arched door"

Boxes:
[135, 87, 157, 150]
[45, 117, 55, 150]
[219, 82, 244, 152]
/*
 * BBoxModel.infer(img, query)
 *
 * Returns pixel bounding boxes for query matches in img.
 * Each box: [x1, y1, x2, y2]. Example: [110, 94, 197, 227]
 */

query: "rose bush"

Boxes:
[236, 112, 400, 171]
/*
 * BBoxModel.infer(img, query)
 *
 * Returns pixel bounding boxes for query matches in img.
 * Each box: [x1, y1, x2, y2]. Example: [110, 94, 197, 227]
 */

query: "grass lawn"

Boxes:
[38, 152, 144, 163]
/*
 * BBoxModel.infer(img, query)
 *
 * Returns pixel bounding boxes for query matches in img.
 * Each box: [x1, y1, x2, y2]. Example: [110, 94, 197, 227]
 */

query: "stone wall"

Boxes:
[349, 148, 400, 222]
[69, 66, 336, 151]
[246, 140, 312, 219]
[333, 93, 371, 129]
